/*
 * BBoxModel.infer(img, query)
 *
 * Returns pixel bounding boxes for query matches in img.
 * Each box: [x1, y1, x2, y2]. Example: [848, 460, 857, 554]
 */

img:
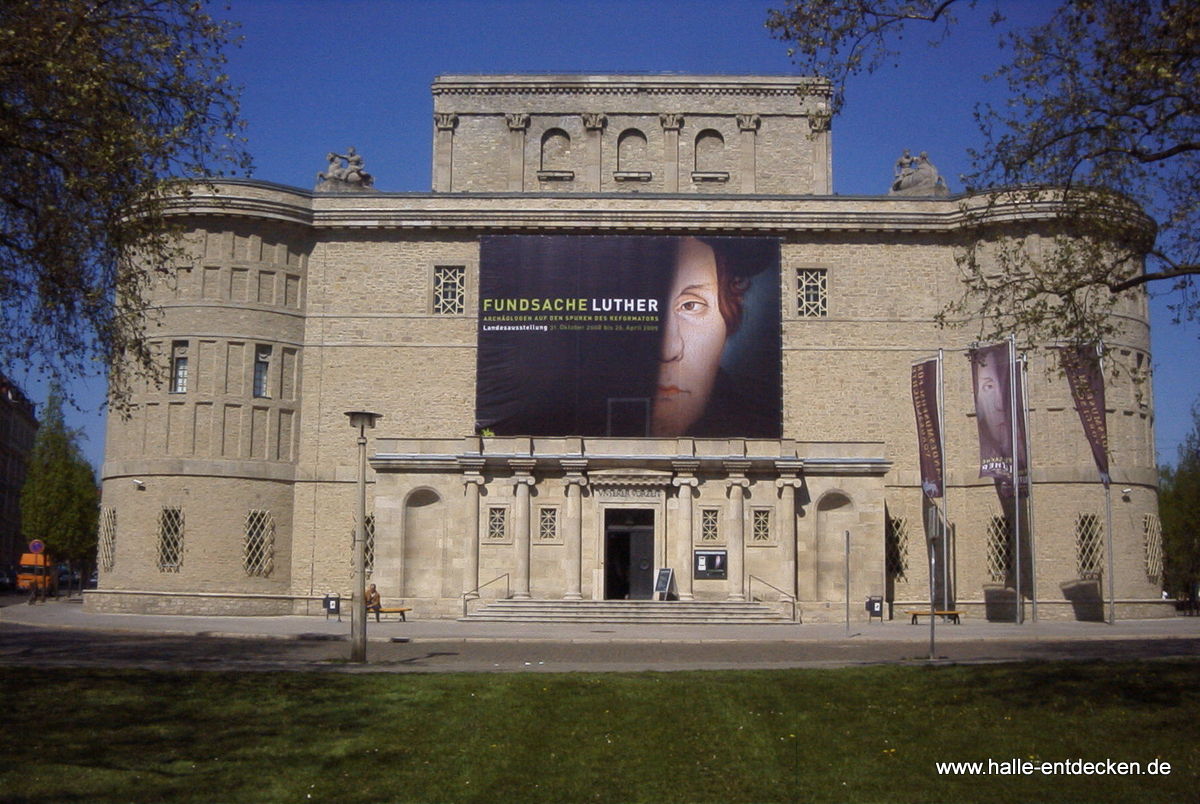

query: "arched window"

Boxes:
[615, 128, 650, 182]
[539, 128, 573, 181]
[693, 129, 728, 181]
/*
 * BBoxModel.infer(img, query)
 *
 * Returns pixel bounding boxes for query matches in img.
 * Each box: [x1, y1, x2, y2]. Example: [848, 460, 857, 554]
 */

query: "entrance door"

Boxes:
[604, 509, 655, 600]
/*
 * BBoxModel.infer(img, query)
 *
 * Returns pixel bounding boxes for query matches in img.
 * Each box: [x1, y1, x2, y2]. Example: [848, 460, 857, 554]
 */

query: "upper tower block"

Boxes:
[431, 74, 832, 195]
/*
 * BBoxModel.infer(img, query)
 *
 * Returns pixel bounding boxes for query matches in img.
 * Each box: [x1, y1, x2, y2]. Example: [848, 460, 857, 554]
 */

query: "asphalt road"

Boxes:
[3, 621, 1199, 673]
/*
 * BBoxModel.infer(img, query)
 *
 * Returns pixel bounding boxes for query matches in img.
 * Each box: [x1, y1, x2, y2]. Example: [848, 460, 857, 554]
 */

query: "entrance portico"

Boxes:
[370, 436, 889, 619]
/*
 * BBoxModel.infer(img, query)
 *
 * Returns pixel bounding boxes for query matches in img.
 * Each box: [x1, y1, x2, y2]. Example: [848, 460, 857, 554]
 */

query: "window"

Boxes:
[348, 513, 376, 574]
[538, 507, 558, 541]
[797, 269, 828, 317]
[1144, 513, 1163, 583]
[244, 510, 275, 577]
[157, 507, 184, 572]
[986, 515, 1010, 583]
[98, 507, 117, 572]
[170, 342, 189, 393]
[253, 345, 271, 398]
[886, 516, 909, 581]
[1076, 513, 1104, 580]
[487, 507, 508, 541]
[693, 129, 728, 179]
[433, 265, 466, 315]
[700, 508, 720, 542]
[751, 509, 772, 542]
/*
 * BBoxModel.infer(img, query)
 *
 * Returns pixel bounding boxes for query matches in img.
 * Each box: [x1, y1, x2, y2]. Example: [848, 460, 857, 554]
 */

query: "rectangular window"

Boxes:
[885, 516, 909, 582]
[487, 507, 508, 541]
[433, 265, 466, 315]
[986, 515, 1010, 583]
[700, 508, 720, 542]
[170, 342, 189, 394]
[1076, 513, 1104, 580]
[244, 510, 275, 577]
[157, 507, 184, 572]
[797, 268, 827, 317]
[751, 509, 772, 542]
[538, 507, 558, 541]
[98, 507, 117, 572]
[1144, 513, 1163, 582]
[348, 513, 377, 574]
[253, 345, 271, 398]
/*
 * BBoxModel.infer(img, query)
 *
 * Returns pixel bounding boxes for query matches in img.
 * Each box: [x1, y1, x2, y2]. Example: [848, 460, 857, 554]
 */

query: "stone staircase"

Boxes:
[459, 599, 794, 625]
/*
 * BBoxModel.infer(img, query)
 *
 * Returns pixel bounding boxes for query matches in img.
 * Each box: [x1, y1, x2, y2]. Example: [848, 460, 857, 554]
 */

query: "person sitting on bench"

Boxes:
[366, 583, 382, 618]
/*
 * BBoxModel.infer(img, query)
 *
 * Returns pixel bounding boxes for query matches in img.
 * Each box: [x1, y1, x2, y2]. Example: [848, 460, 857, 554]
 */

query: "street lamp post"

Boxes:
[346, 410, 382, 663]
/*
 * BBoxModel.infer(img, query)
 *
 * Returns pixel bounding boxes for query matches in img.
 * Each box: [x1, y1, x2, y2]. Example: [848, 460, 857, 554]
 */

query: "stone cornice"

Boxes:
[162, 180, 1102, 236]
[432, 74, 831, 98]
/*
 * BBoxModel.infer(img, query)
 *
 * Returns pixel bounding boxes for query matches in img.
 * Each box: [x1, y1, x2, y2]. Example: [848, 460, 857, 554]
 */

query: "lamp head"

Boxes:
[344, 410, 383, 430]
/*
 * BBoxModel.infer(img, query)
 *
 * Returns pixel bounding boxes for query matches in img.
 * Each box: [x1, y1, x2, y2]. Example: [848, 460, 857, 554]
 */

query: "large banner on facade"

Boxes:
[1059, 344, 1110, 487]
[475, 235, 781, 438]
[969, 342, 1028, 496]
[911, 358, 944, 498]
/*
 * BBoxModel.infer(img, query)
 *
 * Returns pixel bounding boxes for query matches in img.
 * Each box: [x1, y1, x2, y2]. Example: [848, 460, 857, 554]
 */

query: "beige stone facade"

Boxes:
[88, 75, 1168, 621]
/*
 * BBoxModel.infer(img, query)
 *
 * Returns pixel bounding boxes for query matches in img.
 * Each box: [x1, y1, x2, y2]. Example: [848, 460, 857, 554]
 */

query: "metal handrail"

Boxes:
[461, 573, 511, 617]
[748, 574, 799, 622]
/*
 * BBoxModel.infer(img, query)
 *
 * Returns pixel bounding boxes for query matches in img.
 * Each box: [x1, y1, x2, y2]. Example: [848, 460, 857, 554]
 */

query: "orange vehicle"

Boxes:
[17, 552, 57, 594]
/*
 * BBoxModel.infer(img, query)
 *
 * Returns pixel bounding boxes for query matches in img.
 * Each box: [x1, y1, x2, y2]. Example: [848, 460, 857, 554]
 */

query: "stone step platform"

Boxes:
[460, 599, 793, 625]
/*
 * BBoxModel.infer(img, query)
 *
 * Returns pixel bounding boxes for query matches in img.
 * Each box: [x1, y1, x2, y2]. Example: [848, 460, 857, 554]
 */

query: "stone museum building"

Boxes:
[88, 75, 1167, 621]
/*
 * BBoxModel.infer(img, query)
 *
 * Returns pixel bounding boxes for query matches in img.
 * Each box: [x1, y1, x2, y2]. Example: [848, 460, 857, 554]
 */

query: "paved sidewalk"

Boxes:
[4, 595, 1199, 645]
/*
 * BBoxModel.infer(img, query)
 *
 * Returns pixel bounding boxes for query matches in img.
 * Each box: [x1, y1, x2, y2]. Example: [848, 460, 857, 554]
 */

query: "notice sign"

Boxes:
[475, 236, 781, 438]
[694, 550, 728, 580]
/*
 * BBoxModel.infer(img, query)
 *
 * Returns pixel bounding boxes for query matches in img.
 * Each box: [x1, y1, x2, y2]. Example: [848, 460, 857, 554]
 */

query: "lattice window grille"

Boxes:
[752, 509, 771, 542]
[433, 265, 466, 315]
[487, 507, 507, 541]
[886, 516, 909, 581]
[797, 268, 827, 318]
[98, 507, 117, 572]
[244, 510, 275, 577]
[348, 513, 376, 574]
[700, 508, 720, 541]
[1143, 513, 1164, 582]
[1076, 513, 1105, 580]
[985, 515, 1011, 583]
[157, 506, 184, 573]
[538, 507, 558, 541]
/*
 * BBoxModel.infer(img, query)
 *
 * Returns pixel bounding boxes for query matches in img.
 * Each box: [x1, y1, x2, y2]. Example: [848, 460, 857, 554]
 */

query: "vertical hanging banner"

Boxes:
[911, 358, 943, 498]
[475, 235, 782, 438]
[969, 342, 1027, 497]
[1059, 344, 1110, 487]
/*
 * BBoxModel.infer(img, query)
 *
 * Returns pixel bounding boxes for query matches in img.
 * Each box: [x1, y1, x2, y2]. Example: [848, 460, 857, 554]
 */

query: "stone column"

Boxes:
[672, 468, 699, 601]
[582, 113, 606, 192]
[506, 113, 530, 192]
[725, 462, 750, 601]
[460, 472, 484, 596]
[808, 102, 832, 194]
[776, 468, 803, 601]
[736, 114, 760, 194]
[562, 460, 588, 600]
[433, 113, 458, 192]
[511, 459, 535, 598]
[660, 113, 683, 192]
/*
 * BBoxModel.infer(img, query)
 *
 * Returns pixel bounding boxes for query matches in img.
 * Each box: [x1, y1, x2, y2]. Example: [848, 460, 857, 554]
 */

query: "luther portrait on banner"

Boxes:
[969, 343, 1027, 496]
[1060, 344, 1110, 487]
[911, 358, 943, 498]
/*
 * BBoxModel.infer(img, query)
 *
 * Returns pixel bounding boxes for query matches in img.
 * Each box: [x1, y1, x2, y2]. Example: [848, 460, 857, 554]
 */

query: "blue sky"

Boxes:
[17, 0, 1198, 470]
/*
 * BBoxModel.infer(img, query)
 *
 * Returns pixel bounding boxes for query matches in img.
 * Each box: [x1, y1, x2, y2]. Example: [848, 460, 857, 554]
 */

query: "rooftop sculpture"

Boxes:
[889, 150, 949, 197]
[315, 147, 376, 192]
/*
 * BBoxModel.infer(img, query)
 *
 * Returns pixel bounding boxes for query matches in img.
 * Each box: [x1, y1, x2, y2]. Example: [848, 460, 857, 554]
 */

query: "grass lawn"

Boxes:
[1, 660, 1196, 803]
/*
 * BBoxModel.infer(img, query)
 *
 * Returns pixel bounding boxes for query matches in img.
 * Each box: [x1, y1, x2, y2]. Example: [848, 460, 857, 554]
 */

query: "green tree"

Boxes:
[19, 385, 99, 592]
[766, 0, 1199, 350]
[1160, 400, 1200, 598]
[0, 0, 249, 408]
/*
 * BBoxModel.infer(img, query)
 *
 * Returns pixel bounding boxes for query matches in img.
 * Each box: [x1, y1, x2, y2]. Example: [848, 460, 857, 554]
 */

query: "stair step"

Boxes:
[460, 599, 793, 624]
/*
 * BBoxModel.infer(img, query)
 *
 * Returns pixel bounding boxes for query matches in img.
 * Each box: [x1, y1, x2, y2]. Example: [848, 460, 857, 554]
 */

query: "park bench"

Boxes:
[372, 607, 412, 622]
[906, 609, 962, 625]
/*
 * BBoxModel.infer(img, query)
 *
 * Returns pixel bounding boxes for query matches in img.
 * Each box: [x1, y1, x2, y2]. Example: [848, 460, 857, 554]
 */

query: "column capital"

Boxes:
[560, 458, 588, 474]
[723, 459, 752, 476]
[506, 112, 530, 131]
[457, 456, 486, 473]
[435, 112, 459, 131]
[775, 477, 804, 490]
[672, 459, 701, 474]
[736, 113, 761, 132]
[672, 475, 699, 489]
[581, 112, 607, 131]
[462, 474, 486, 487]
[659, 113, 683, 131]
[808, 108, 831, 133]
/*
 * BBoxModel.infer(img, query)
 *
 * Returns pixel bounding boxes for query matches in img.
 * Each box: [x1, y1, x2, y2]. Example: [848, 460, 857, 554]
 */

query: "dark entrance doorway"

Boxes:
[604, 508, 655, 600]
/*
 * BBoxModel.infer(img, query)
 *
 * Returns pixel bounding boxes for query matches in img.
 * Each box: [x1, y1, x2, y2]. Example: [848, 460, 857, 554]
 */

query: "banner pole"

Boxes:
[938, 349, 949, 612]
[1009, 335, 1022, 624]
[1098, 343, 1116, 624]
[1020, 354, 1038, 622]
